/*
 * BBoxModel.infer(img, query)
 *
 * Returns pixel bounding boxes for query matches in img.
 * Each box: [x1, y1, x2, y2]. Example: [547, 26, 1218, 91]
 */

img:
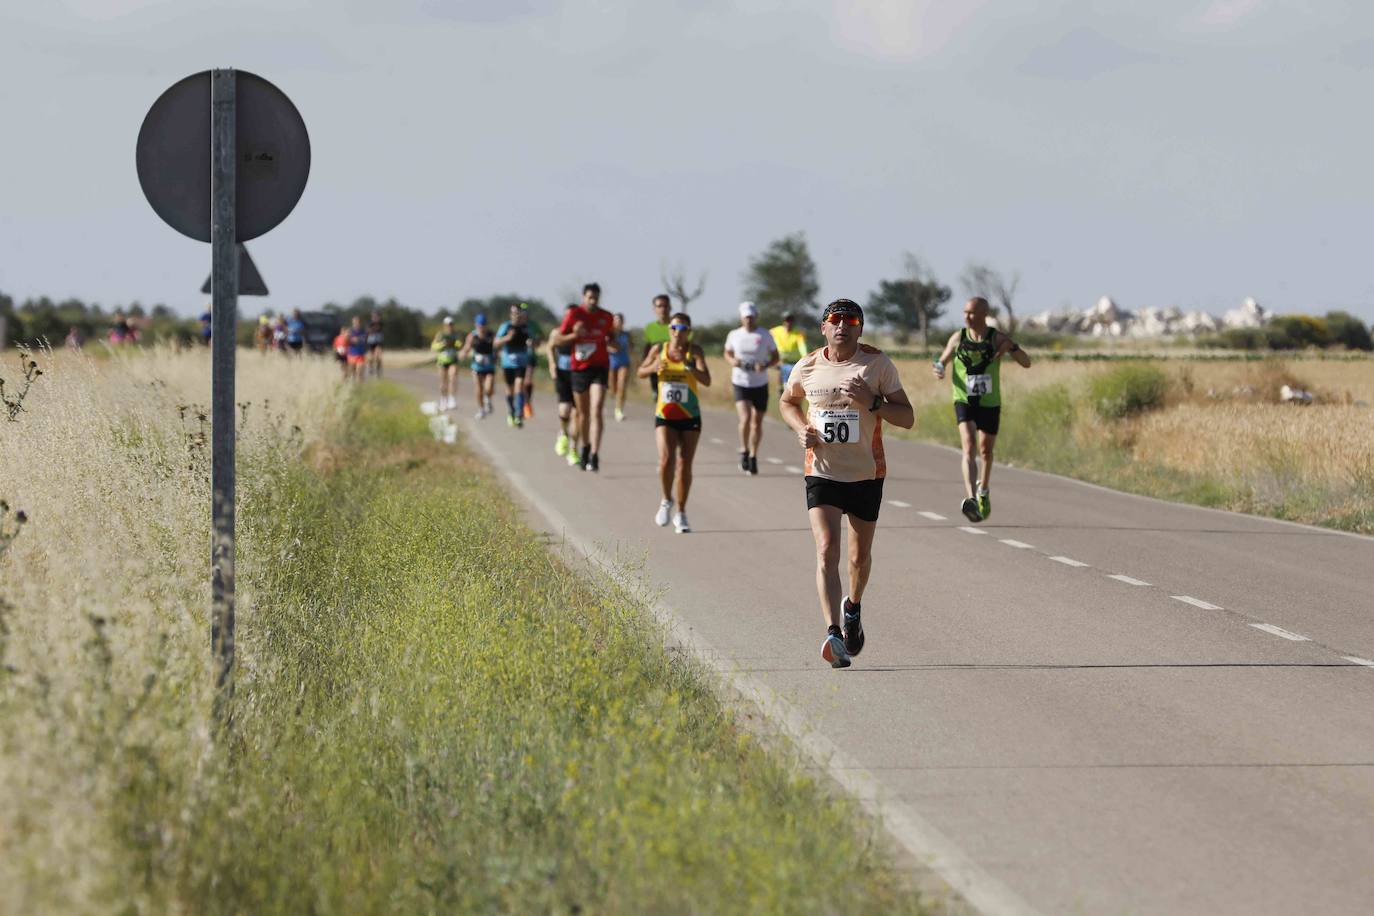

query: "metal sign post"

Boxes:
[210, 69, 239, 707]
[136, 67, 309, 722]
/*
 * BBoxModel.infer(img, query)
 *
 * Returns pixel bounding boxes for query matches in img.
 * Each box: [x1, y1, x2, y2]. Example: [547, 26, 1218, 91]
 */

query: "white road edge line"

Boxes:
[917, 511, 947, 521]
[1343, 656, 1374, 668]
[1048, 556, 1089, 567]
[1171, 595, 1223, 610]
[458, 412, 1037, 916]
[958, 526, 988, 536]
[1250, 623, 1311, 642]
[765, 457, 783, 465]
[887, 499, 912, 508]
[999, 539, 1034, 549]
[784, 465, 804, 475]
[1107, 574, 1151, 586]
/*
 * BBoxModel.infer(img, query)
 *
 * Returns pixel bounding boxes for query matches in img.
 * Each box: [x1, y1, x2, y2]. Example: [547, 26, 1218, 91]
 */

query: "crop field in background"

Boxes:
[0, 350, 926, 914]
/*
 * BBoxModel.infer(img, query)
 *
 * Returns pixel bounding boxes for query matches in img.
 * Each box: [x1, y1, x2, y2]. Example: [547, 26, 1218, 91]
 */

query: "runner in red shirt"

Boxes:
[551, 282, 617, 471]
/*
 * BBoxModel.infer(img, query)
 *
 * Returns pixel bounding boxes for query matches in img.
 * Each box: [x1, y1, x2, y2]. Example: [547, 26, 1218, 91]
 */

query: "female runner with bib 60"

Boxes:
[780, 299, 914, 669]
[638, 312, 711, 534]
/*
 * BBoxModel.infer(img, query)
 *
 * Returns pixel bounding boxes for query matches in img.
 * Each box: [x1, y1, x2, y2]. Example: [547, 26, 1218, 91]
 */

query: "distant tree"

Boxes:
[660, 261, 707, 313]
[867, 255, 950, 346]
[452, 295, 557, 332]
[742, 232, 820, 324]
[1324, 311, 1373, 351]
[961, 261, 1020, 333]
[1265, 314, 1330, 350]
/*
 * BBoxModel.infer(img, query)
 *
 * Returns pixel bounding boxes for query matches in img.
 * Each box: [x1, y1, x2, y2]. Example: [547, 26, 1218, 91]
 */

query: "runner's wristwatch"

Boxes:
[869, 394, 883, 412]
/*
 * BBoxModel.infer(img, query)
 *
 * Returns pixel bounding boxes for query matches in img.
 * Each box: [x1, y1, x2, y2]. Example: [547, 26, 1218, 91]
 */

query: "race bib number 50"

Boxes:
[812, 408, 859, 444]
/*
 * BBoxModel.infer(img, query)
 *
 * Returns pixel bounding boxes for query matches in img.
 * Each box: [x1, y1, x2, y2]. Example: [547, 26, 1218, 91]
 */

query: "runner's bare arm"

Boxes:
[874, 387, 915, 429]
[689, 345, 711, 387]
[636, 344, 662, 379]
[545, 338, 559, 379]
[999, 336, 1032, 368]
[933, 331, 959, 378]
[779, 380, 820, 448]
[766, 341, 780, 368]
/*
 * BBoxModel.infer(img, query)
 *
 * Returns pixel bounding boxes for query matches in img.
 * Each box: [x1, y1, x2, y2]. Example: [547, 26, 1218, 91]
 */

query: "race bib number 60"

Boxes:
[661, 381, 689, 404]
[813, 408, 859, 445]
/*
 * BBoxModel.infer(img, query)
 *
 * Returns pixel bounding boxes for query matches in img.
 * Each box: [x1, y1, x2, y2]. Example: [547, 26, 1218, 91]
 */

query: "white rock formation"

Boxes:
[1019, 297, 1262, 338]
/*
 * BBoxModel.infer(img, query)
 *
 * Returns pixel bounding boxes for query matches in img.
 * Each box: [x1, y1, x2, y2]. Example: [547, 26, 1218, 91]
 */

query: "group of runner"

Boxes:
[430, 303, 542, 423]
[431, 287, 1029, 668]
[330, 311, 385, 380]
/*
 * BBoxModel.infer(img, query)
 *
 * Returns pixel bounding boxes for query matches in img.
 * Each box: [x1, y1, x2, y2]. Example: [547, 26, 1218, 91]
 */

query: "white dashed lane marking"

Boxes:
[917, 511, 946, 521]
[710, 437, 724, 445]
[1250, 623, 1311, 642]
[999, 539, 1034, 549]
[1343, 656, 1374, 668]
[887, 499, 912, 508]
[958, 526, 988, 536]
[765, 457, 783, 465]
[1172, 596, 1223, 610]
[1108, 574, 1151, 586]
[785, 465, 803, 475]
[1049, 556, 1089, 568]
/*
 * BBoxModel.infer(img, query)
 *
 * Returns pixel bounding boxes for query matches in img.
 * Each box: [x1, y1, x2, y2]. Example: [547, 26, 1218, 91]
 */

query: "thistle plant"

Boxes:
[0, 347, 43, 421]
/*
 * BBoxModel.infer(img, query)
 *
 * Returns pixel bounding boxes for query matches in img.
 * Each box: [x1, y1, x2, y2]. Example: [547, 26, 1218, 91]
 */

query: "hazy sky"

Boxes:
[3, 0, 1373, 324]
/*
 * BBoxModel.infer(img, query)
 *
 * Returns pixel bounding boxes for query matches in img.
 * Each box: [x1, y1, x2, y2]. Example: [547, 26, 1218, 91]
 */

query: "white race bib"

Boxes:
[812, 408, 860, 445]
[473, 352, 492, 366]
[661, 381, 690, 405]
[965, 373, 991, 397]
[574, 341, 597, 361]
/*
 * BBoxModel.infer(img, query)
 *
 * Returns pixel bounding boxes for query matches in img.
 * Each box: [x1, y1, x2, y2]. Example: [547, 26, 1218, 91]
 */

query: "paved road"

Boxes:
[397, 369, 1374, 915]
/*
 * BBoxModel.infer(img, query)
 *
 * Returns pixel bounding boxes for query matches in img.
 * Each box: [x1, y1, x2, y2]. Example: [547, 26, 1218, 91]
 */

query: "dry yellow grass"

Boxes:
[0, 346, 345, 913]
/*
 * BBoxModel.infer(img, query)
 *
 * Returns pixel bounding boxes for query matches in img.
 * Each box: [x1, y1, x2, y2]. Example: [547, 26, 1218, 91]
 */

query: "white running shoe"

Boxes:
[654, 499, 673, 527]
[475, 410, 486, 420]
[673, 511, 690, 533]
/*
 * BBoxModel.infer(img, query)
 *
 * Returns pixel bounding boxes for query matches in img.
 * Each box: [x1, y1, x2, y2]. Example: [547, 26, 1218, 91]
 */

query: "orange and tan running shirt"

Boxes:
[787, 343, 904, 482]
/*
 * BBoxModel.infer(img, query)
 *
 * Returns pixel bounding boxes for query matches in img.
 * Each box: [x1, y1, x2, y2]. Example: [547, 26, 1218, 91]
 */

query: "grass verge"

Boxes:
[187, 381, 926, 913]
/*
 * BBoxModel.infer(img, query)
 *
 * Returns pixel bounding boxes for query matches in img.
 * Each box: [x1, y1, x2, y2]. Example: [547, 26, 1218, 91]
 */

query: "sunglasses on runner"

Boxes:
[669, 323, 691, 331]
[824, 314, 862, 327]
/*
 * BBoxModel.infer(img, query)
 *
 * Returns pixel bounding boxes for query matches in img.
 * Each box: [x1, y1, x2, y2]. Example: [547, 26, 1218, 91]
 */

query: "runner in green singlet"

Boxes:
[430, 316, 462, 411]
[638, 311, 710, 534]
[933, 297, 1031, 523]
[641, 294, 673, 396]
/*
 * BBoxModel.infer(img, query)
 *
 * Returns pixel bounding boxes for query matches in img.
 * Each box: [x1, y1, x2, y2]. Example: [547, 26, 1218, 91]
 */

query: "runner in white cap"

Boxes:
[724, 301, 779, 475]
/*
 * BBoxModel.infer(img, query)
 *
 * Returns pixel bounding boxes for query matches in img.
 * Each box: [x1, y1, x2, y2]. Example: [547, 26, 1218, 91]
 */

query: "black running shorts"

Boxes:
[654, 416, 702, 432]
[572, 365, 609, 393]
[502, 367, 522, 386]
[555, 369, 574, 404]
[805, 476, 884, 523]
[954, 401, 1001, 435]
[733, 384, 769, 412]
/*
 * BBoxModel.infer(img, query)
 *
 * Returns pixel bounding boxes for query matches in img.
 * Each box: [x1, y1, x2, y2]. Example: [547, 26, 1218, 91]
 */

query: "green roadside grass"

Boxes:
[179, 381, 927, 914]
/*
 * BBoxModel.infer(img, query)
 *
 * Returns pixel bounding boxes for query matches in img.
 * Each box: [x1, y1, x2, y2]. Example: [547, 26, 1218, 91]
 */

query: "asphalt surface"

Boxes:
[397, 367, 1374, 916]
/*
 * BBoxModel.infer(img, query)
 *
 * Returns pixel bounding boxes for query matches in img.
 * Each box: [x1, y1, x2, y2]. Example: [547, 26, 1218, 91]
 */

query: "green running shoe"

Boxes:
[978, 492, 990, 520]
[566, 449, 580, 467]
[555, 433, 569, 456]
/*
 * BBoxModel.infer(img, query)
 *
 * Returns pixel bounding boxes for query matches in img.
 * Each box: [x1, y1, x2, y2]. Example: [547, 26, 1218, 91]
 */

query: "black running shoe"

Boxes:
[842, 596, 865, 656]
[740, 451, 750, 474]
[589, 452, 600, 473]
[821, 624, 852, 669]
[579, 445, 591, 472]
[748, 455, 759, 475]
[960, 496, 983, 523]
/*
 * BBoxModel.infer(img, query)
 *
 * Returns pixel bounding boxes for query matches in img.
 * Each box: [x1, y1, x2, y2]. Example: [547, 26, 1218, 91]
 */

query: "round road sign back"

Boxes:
[136, 70, 310, 243]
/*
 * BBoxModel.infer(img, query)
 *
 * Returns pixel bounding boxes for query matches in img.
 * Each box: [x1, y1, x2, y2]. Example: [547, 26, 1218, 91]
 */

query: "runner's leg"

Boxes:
[846, 514, 878, 605]
[748, 405, 765, 456]
[589, 382, 607, 454]
[735, 398, 750, 459]
[656, 426, 678, 501]
[573, 389, 591, 451]
[676, 430, 701, 510]
[808, 504, 845, 628]
[958, 420, 979, 499]
[978, 430, 996, 490]
[614, 366, 628, 416]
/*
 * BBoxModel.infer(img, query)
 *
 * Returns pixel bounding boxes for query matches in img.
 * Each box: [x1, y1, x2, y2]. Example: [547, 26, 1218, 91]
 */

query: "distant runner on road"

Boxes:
[780, 299, 914, 669]
[431, 316, 461, 411]
[366, 310, 384, 377]
[496, 303, 535, 429]
[551, 282, 616, 472]
[462, 313, 497, 419]
[609, 312, 632, 422]
[724, 301, 779, 476]
[770, 310, 808, 396]
[641, 294, 673, 396]
[518, 303, 542, 421]
[548, 304, 581, 466]
[933, 296, 1031, 523]
[638, 312, 711, 534]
